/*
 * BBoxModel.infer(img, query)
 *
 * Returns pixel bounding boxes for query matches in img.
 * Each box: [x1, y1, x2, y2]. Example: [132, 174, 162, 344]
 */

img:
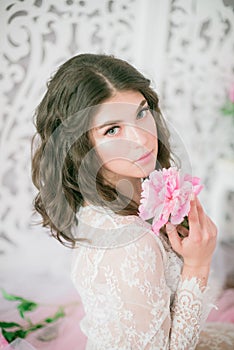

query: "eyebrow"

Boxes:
[96, 99, 147, 130]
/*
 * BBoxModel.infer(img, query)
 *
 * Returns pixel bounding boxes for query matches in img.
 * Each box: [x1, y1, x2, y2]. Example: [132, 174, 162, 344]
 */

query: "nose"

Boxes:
[125, 125, 148, 146]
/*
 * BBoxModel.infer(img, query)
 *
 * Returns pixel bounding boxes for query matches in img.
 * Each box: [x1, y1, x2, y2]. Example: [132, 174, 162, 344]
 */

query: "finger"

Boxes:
[166, 223, 182, 253]
[194, 196, 207, 228]
[176, 225, 189, 238]
[206, 216, 218, 238]
[195, 197, 215, 240]
[188, 194, 202, 241]
[188, 194, 198, 223]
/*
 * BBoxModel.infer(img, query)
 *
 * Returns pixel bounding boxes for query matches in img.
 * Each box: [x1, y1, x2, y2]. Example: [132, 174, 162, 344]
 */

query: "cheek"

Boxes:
[148, 117, 157, 138]
[95, 140, 127, 164]
[151, 120, 158, 148]
[141, 114, 157, 139]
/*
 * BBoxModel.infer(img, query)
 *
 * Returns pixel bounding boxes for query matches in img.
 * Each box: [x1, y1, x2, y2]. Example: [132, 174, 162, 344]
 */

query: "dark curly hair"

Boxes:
[31, 53, 176, 247]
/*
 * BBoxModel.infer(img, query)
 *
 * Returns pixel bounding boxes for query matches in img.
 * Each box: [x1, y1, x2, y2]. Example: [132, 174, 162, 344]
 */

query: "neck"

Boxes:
[115, 177, 142, 206]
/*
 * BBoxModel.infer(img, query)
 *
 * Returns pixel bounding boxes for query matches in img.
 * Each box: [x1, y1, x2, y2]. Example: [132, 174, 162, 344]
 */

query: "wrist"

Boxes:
[182, 264, 210, 288]
[183, 262, 211, 270]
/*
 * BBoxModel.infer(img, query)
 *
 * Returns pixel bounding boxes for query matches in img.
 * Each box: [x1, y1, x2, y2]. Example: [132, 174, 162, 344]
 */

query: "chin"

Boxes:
[135, 167, 155, 179]
[141, 163, 156, 177]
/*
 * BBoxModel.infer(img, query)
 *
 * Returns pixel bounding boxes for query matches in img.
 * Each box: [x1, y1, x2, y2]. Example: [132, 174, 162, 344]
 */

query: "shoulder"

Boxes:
[71, 213, 168, 293]
[73, 205, 167, 258]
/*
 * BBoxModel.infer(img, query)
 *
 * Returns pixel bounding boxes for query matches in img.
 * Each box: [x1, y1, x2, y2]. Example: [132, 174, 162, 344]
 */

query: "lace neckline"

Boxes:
[80, 204, 117, 216]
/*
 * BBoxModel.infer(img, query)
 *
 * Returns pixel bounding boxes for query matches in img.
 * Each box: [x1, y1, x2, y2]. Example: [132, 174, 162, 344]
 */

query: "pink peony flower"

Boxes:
[139, 167, 203, 235]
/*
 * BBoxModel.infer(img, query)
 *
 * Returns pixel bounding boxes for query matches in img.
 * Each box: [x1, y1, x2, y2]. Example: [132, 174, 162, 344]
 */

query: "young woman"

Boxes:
[31, 54, 234, 349]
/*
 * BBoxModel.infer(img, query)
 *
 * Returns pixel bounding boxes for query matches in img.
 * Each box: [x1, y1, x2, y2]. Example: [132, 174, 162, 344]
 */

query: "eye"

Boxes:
[104, 126, 120, 136]
[137, 107, 150, 119]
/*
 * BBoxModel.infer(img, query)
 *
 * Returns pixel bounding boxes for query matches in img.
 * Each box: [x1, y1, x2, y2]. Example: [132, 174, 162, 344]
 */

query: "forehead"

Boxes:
[91, 90, 146, 127]
[102, 90, 145, 104]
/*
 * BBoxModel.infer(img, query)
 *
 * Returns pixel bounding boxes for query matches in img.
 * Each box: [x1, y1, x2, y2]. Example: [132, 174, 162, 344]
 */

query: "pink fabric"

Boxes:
[207, 289, 234, 323]
[0, 333, 8, 349]
[27, 292, 87, 350]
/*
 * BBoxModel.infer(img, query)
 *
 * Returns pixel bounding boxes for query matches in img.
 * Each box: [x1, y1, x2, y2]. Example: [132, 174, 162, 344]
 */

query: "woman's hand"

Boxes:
[166, 194, 217, 269]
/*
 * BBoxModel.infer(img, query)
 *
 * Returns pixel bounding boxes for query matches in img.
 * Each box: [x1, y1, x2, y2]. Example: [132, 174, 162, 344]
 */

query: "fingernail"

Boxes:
[166, 223, 174, 233]
[190, 192, 195, 201]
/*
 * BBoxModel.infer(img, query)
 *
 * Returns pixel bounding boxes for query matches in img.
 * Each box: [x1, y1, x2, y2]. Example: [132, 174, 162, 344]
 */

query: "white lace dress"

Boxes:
[71, 205, 234, 349]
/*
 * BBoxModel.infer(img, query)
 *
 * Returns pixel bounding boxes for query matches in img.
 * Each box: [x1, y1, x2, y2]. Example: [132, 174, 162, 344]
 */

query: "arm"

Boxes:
[166, 194, 217, 348]
[166, 194, 217, 288]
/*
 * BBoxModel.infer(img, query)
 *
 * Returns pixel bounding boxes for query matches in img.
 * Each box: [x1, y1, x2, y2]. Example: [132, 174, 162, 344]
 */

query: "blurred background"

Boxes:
[0, 0, 234, 347]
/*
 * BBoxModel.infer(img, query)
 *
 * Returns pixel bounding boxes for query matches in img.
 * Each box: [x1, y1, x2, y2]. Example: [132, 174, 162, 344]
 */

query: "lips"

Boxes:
[135, 150, 153, 162]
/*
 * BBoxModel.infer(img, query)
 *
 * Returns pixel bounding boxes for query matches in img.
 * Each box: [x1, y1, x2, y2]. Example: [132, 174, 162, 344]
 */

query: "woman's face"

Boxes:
[90, 90, 158, 182]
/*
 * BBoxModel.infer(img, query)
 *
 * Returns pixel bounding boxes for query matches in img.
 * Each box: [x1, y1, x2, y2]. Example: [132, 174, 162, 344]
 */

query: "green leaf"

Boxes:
[0, 321, 21, 328]
[181, 216, 189, 230]
[0, 289, 39, 318]
[0, 290, 67, 342]
[27, 324, 44, 333]
[17, 300, 38, 319]
[2, 328, 28, 343]
[1, 289, 25, 302]
[221, 108, 234, 115]
[44, 307, 65, 323]
[221, 101, 234, 116]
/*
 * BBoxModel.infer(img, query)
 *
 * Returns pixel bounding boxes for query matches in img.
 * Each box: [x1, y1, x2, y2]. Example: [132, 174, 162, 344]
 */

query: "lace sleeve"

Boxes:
[170, 278, 209, 349]
[71, 227, 211, 350]
[159, 235, 218, 349]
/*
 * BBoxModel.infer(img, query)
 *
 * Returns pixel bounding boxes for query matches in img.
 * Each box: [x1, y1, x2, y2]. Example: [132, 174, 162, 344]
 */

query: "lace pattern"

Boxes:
[71, 205, 234, 349]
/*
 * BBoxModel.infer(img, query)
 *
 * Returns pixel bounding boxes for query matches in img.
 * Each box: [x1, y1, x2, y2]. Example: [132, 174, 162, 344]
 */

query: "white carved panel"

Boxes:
[161, 0, 234, 220]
